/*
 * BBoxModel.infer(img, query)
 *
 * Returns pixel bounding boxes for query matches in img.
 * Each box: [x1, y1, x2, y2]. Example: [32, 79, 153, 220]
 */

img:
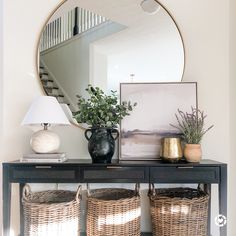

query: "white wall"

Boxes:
[1, 0, 234, 235]
[0, 0, 3, 233]
[171, 1, 230, 235]
[0, 0, 3, 134]
[229, 0, 236, 234]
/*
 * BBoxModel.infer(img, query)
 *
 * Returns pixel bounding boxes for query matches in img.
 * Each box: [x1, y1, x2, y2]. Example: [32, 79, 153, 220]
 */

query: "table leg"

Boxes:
[19, 183, 25, 236]
[3, 165, 11, 236]
[219, 164, 227, 236]
[204, 184, 211, 236]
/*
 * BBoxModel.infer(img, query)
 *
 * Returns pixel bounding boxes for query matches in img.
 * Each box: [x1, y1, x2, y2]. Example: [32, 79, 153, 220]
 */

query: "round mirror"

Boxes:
[37, 0, 185, 123]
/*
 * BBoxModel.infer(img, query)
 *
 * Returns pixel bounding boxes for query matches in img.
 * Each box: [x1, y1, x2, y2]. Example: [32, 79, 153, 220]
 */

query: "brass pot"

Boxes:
[160, 137, 183, 163]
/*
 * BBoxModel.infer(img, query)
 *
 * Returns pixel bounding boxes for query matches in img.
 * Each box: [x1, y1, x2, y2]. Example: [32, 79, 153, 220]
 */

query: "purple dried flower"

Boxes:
[170, 107, 213, 144]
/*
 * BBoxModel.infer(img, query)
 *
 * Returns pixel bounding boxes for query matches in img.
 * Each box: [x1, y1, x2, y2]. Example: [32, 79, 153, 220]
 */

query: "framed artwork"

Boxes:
[119, 82, 197, 160]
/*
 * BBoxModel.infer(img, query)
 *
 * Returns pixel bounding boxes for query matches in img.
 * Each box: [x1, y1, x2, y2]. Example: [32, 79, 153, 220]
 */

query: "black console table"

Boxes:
[2, 159, 227, 236]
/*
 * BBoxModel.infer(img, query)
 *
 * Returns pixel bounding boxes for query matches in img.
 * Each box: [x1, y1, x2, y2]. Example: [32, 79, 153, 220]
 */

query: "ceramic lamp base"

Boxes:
[30, 130, 60, 153]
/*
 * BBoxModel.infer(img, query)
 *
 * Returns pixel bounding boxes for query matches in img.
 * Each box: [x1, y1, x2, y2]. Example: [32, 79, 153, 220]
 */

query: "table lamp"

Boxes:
[21, 96, 70, 153]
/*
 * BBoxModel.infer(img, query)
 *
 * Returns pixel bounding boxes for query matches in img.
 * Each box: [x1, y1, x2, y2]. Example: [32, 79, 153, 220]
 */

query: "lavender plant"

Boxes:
[170, 107, 213, 144]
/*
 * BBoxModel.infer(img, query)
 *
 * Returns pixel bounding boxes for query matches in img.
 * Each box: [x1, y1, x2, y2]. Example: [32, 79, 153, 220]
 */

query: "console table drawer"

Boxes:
[10, 166, 79, 183]
[81, 167, 148, 183]
[150, 166, 219, 183]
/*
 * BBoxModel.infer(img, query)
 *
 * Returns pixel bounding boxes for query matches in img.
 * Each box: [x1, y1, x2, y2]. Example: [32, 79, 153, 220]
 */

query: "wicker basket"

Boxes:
[22, 184, 81, 236]
[86, 184, 141, 236]
[149, 185, 209, 236]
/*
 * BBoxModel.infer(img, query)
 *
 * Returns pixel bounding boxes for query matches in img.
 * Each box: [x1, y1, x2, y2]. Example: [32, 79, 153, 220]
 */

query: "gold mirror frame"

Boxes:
[36, 0, 186, 130]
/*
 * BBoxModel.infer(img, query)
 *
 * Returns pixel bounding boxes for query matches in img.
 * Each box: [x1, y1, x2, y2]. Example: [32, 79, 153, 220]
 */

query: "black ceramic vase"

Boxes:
[85, 128, 119, 163]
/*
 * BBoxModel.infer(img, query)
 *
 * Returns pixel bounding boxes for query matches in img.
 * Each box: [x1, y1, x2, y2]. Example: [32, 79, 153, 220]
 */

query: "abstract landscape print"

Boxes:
[120, 82, 197, 160]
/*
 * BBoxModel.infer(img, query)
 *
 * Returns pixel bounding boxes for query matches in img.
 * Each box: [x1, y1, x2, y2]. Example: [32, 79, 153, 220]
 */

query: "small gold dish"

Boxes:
[160, 137, 183, 163]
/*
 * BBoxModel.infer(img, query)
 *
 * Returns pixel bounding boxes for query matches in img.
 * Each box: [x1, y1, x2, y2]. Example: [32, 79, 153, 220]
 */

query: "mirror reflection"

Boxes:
[38, 0, 185, 114]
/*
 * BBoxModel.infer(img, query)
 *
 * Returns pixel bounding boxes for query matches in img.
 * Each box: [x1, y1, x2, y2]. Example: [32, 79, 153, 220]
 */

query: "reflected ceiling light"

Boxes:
[140, 0, 161, 15]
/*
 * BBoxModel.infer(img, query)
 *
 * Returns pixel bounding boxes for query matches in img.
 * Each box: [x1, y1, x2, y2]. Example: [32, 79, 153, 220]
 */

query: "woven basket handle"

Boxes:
[87, 183, 140, 196]
[87, 183, 91, 197]
[148, 183, 156, 197]
[75, 185, 82, 202]
[135, 183, 140, 196]
[197, 184, 202, 191]
[22, 184, 32, 201]
[197, 183, 209, 194]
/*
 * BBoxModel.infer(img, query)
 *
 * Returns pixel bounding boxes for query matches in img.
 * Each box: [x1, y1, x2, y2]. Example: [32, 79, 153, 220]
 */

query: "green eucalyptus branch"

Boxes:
[170, 107, 214, 144]
[74, 85, 137, 128]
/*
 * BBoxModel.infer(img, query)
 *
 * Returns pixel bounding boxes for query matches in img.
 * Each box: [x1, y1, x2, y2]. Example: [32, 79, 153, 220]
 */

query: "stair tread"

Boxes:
[40, 72, 49, 76]
[49, 94, 64, 98]
[43, 86, 59, 90]
[41, 79, 53, 82]
[59, 102, 71, 106]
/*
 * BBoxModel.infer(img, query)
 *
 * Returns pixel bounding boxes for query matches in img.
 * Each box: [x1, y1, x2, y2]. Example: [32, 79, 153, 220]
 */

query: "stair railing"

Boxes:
[40, 7, 107, 52]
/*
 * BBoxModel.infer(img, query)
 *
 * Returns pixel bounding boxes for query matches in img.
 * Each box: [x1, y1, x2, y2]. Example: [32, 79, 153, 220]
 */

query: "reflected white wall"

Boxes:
[92, 7, 184, 92]
[41, 21, 125, 109]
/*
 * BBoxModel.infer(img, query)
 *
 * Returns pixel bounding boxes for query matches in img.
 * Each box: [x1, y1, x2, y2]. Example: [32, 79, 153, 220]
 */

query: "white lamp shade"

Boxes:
[21, 96, 71, 126]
